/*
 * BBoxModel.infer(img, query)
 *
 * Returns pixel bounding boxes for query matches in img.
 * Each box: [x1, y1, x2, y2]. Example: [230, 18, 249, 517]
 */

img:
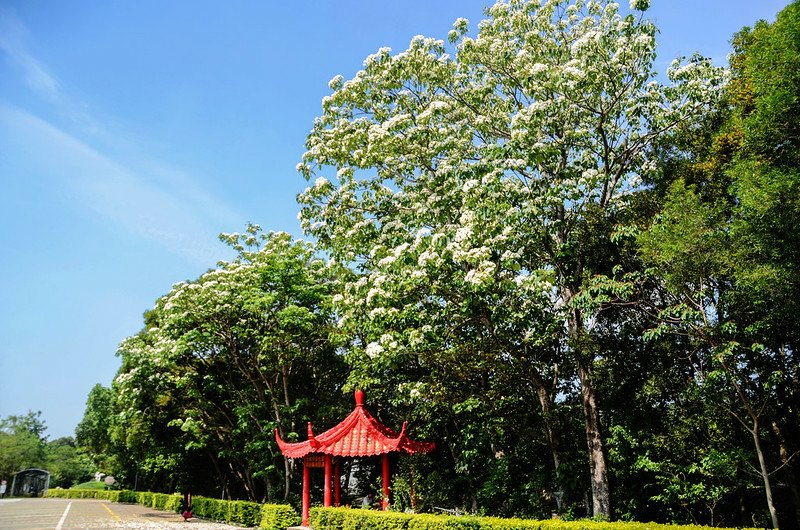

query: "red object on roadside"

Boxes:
[182, 492, 193, 521]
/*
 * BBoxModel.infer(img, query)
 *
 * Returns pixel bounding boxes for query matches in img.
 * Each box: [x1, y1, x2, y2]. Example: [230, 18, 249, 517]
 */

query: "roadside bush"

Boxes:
[310, 507, 413, 530]
[44, 488, 298, 528]
[260, 503, 301, 530]
[191, 496, 256, 525]
[307, 507, 761, 530]
[117, 490, 137, 503]
[191, 496, 227, 521]
[46, 489, 121, 502]
[44, 493, 761, 530]
[228, 499, 263, 526]
[135, 491, 152, 507]
[407, 513, 482, 530]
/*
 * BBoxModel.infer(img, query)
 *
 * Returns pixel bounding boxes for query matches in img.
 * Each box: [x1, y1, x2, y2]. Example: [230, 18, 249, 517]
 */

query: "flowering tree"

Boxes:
[113, 227, 345, 500]
[297, 0, 723, 516]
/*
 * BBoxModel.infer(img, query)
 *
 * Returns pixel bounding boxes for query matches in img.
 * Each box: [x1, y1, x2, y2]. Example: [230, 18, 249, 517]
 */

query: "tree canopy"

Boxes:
[297, 0, 723, 519]
[68, 1, 800, 527]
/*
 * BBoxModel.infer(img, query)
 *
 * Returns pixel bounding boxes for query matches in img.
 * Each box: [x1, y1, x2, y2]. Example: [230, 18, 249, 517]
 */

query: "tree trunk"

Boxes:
[283, 457, 292, 500]
[565, 299, 611, 519]
[772, 419, 800, 525]
[752, 418, 780, 529]
[207, 451, 227, 500]
[533, 374, 563, 478]
[577, 354, 611, 519]
[280, 363, 295, 500]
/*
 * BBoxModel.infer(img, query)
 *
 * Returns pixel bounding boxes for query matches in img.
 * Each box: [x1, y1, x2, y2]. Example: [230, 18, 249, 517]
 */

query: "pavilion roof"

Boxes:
[275, 390, 435, 458]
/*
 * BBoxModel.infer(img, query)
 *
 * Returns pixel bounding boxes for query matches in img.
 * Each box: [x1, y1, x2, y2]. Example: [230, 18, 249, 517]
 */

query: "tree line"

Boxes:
[65, 0, 800, 528]
[0, 412, 94, 490]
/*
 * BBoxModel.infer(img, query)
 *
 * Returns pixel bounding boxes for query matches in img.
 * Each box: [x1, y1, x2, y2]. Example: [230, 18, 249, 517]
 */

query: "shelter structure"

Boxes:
[11, 468, 50, 497]
[276, 389, 434, 526]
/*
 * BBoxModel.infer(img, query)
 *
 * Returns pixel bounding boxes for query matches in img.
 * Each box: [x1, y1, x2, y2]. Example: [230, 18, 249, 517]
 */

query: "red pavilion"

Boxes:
[275, 389, 434, 526]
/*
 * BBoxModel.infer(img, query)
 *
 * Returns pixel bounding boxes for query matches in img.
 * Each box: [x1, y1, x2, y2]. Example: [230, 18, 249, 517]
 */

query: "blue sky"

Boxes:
[0, 0, 789, 440]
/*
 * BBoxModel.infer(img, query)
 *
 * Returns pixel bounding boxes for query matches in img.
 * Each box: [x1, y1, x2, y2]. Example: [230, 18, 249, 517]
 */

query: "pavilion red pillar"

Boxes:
[381, 453, 390, 510]
[323, 454, 332, 507]
[334, 461, 341, 507]
[302, 462, 310, 526]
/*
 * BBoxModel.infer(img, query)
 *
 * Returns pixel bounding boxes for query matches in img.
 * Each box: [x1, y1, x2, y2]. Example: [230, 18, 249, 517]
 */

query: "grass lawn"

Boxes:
[70, 481, 107, 490]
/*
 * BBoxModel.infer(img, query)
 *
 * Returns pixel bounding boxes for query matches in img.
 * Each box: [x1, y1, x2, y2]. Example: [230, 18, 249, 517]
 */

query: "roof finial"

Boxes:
[307, 422, 320, 449]
[354, 389, 365, 407]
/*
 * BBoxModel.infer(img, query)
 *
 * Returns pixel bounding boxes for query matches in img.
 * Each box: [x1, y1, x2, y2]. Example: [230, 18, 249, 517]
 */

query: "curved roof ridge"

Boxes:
[275, 390, 434, 458]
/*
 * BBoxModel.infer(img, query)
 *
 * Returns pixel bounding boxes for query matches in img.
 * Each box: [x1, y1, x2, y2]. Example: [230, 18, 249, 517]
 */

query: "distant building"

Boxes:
[11, 469, 50, 497]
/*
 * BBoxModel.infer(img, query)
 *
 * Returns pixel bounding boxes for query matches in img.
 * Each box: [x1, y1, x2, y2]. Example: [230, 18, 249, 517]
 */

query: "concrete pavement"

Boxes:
[0, 498, 255, 529]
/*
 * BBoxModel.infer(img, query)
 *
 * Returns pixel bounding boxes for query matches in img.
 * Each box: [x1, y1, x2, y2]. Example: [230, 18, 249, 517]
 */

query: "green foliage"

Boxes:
[310, 507, 414, 530]
[637, 3, 800, 527]
[730, 2, 800, 165]
[190, 495, 297, 527]
[47, 488, 122, 501]
[75, 384, 116, 474]
[0, 412, 48, 479]
[45, 437, 93, 488]
[46, 489, 298, 528]
[0, 412, 90, 490]
[308, 507, 758, 530]
[190, 496, 228, 522]
[133, 491, 182, 511]
[227, 500, 263, 526]
[259, 503, 302, 530]
[72, 0, 800, 526]
[110, 227, 347, 499]
[298, 0, 724, 519]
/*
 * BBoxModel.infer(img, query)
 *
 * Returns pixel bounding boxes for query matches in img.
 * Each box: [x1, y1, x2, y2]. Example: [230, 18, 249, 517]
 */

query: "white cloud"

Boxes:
[0, 104, 244, 266]
[0, 7, 60, 101]
[0, 8, 245, 267]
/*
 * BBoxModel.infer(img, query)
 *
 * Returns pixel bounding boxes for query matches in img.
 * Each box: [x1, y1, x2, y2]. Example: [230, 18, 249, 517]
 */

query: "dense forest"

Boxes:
[4, 0, 797, 527]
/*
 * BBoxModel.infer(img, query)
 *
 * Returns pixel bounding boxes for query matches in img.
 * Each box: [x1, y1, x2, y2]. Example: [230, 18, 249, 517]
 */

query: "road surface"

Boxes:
[0, 498, 256, 529]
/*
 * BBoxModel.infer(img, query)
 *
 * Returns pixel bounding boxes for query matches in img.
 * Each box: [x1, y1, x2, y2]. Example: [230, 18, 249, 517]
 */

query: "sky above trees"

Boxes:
[0, 0, 789, 439]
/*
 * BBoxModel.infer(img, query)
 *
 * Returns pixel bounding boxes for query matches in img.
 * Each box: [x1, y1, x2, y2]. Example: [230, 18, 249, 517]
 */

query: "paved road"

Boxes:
[0, 498, 255, 530]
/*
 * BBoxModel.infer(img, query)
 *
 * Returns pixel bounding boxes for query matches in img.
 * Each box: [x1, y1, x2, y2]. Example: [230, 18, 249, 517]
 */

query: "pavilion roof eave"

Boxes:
[275, 390, 435, 459]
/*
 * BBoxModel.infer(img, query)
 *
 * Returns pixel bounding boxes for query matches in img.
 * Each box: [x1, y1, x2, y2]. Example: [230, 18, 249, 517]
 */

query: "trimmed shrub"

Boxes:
[191, 496, 256, 525]
[407, 513, 482, 530]
[153, 492, 181, 511]
[118, 490, 137, 503]
[46, 489, 122, 502]
[475, 516, 543, 529]
[191, 496, 227, 522]
[260, 503, 301, 530]
[45, 489, 297, 529]
[228, 499, 263, 526]
[58, 489, 759, 530]
[135, 491, 152, 507]
[310, 507, 414, 530]
[307, 507, 761, 530]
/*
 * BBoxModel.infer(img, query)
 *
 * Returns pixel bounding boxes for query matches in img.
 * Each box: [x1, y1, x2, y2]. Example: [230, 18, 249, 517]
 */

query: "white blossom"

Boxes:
[328, 74, 343, 90]
[366, 342, 384, 358]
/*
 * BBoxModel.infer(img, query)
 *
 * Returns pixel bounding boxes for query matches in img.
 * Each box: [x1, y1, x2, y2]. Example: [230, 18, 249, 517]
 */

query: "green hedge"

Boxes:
[134, 491, 182, 511]
[308, 507, 761, 530]
[190, 497, 263, 526]
[46, 489, 122, 502]
[49, 491, 760, 530]
[44, 489, 299, 528]
[260, 503, 302, 530]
